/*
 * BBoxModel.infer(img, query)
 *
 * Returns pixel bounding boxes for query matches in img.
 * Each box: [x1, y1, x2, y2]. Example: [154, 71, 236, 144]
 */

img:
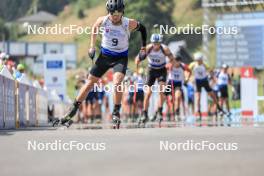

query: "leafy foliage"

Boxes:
[125, 0, 175, 57]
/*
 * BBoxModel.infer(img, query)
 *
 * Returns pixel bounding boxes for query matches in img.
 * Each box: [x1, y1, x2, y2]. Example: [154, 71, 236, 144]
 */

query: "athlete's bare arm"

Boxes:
[204, 63, 212, 72]
[163, 46, 175, 64]
[90, 16, 105, 48]
[183, 64, 192, 81]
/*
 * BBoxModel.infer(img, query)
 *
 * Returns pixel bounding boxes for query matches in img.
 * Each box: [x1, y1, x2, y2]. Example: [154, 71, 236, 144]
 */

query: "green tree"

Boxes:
[37, 0, 71, 15]
[125, 0, 175, 58]
[0, 0, 32, 21]
[0, 18, 9, 40]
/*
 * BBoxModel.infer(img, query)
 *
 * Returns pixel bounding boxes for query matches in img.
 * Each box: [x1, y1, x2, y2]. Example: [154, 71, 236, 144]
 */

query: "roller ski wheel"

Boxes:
[61, 119, 74, 128]
[52, 118, 73, 128]
[52, 118, 60, 127]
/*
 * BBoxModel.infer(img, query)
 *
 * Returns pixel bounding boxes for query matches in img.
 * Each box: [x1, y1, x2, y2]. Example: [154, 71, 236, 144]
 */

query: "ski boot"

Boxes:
[175, 109, 181, 122]
[214, 111, 219, 126]
[157, 113, 163, 128]
[138, 112, 149, 128]
[52, 117, 74, 128]
[112, 112, 121, 129]
[217, 105, 227, 116]
[52, 117, 60, 127]
[166, 113, 171, 122]
[196, 110, 202, 127]
[151, 111, 158, 122]
[53, 101, 80, 128]
[196, 110, 202, 122]
[227, 112, 232, 121]
[60, 118, 74, 128]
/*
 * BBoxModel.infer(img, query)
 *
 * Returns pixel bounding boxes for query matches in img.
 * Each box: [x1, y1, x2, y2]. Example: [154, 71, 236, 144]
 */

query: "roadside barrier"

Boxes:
[0, 66, 69, 129]
[0, 75, 4, 128]
[16, 82, 27, 127]
[36, 88, 48, 126]
[0, 67, 16, 129]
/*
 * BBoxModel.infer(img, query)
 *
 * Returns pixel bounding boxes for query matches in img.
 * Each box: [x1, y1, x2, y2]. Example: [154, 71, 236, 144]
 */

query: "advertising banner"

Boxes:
[0, 75, 4, 128]
[28, 86, 37, 126]
[43, 54, 66, 101]
[18, 83, 28, 127]
[3, 77, 16, 129]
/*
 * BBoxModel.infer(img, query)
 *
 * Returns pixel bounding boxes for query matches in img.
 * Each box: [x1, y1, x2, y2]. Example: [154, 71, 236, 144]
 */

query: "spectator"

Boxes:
[39, 78, 44, 88]
[6, 58, 15, 75]
[0, 52, 8, 70]
[14, 64, 25, 79]
[0, 56, 3, 70]
[0, 50, 2, 67]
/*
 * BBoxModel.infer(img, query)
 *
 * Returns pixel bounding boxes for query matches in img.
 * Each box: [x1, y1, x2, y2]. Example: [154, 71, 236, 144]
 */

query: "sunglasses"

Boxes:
[110, 10, 123, 16]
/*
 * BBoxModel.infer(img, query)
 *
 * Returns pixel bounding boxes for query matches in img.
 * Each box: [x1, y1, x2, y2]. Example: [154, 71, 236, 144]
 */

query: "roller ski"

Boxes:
[212, 111, 219, 126]
[219, 110, 232, 119]
[195, 110, 202, 127]
[157, 113, 163, 128]
[149, 109, 163, 127]
[151, 110, 158, 122]
[52, 118, 74, 128]
[52, 100, 81, 128]
[196, 110, 202, 122]
[112, 112, 121, 129]
[52, 118, 60, 127]
[216, 104, 227, 115]
[217, 105, 232, 122]
[227, 112, 232, 122]
[174, 109, 181, 122]
[219, 110, 232, 125]
[138, 112, 148, 128]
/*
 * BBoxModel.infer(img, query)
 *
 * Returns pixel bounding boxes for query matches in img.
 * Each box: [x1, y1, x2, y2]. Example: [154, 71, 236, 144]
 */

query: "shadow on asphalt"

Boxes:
[0, 127, 57, 135]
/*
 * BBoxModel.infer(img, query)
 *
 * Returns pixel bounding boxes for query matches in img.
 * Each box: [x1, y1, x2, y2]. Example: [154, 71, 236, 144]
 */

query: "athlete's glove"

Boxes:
[88, 48, 96, 60]
[138, 48, 147, 61]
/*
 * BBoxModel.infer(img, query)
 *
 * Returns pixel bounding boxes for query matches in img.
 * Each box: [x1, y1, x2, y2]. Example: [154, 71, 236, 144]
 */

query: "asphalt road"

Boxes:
[0, 127, 264, 176]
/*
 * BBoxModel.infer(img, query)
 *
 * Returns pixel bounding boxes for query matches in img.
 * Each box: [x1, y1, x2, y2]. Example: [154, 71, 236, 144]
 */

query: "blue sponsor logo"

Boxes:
[47, 60, 63, 69]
